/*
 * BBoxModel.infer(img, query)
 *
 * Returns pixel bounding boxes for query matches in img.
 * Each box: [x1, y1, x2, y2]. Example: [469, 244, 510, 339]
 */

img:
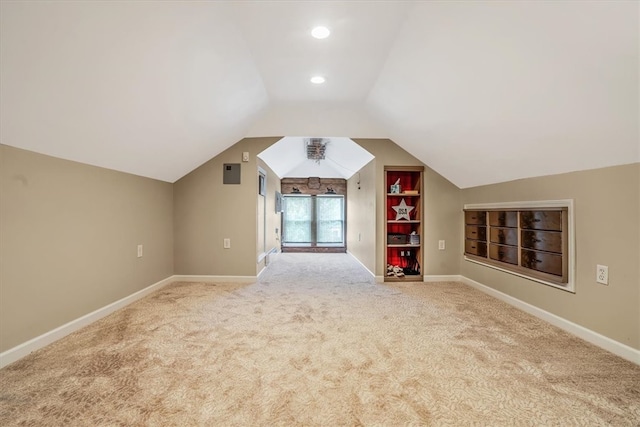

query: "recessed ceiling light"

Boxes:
[310, 76, 325, 84]
[311, 26, 330, 39]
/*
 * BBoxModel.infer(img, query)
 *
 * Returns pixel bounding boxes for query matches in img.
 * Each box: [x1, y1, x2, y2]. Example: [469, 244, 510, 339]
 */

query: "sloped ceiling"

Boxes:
[1, 1, 638, 188]
[258, 137, 374, 179]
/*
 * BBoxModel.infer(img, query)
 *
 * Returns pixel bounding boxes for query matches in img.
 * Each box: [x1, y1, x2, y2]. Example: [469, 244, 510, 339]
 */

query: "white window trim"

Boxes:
[257, 167, 267, 263]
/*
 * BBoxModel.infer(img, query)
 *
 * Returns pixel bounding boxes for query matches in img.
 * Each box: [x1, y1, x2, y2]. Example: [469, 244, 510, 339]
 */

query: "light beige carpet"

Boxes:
[1, 253, 639, 426]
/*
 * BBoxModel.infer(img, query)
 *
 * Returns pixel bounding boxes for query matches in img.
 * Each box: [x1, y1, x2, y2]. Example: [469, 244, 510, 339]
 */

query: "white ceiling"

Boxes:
[1, 1, 638, 188]
[258, 137, 374, 179]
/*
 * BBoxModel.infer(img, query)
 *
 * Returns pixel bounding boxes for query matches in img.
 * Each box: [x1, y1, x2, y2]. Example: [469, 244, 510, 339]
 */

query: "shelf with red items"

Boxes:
[386, 170, 421, 194]
[384, 166, 424, 282]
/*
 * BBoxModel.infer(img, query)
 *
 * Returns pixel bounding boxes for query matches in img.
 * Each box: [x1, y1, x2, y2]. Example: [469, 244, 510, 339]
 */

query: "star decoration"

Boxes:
[392, 198, 414, 220]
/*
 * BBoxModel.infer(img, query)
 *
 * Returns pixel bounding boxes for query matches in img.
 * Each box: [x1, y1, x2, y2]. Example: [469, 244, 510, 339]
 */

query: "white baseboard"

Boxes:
[4, 272, 636, 368]
[1, 273, 259, 368]
[173, 275, 257, 283]
[424, 275, 463, 282]
[346, 251, 376, 278]
[0, 275, 175, 369]
[379, 275, 463, 283]
[460, 276, 640, 365]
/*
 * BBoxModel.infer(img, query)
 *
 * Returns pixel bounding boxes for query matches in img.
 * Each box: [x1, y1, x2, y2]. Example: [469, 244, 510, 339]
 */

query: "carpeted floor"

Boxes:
[1, 253, 639, 425]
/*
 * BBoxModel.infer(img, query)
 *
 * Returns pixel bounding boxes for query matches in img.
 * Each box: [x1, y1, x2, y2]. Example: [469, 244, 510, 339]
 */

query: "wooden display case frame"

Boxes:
[384, 166, 424, 282]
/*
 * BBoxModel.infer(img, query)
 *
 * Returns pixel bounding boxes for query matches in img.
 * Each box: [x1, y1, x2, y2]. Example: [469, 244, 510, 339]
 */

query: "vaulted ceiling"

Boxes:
[1, 1, 638, 188]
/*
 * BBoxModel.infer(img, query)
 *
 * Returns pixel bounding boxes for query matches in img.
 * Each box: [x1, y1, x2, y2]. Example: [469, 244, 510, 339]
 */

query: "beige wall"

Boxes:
[173, 137, 281, 277]
[423, 160, 463, 276]
[352, 139, 461, 278]
[4, 137, 636, 356]
[0, 145, 173, 352]
[346, 159, 376, 273]
[460, 163, 640, 349]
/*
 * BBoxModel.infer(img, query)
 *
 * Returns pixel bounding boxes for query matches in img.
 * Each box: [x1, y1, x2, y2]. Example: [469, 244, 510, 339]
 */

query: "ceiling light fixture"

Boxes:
[306, 138, 329, 162]
[311, 26, 330, 39]
[310, 76, 325, 84]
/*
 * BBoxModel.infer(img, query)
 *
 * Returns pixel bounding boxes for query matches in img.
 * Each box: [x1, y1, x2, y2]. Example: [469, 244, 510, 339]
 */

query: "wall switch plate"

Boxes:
[596, 265, 608, 285]
[137, 245, 143, 258]
[438, 240, 445, 250]
[242, 152, 249, 162]
[223, 238, 231, 249]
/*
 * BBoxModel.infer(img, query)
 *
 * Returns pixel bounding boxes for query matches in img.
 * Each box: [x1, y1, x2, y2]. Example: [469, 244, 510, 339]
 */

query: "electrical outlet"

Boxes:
[137, 244, 143, 258]
[438, 240, 445, 250]
[223, 238, 231, 249]
[596, 265, 608, 285]
[400, 251, 405, 256]
[406, 250, 411, 257]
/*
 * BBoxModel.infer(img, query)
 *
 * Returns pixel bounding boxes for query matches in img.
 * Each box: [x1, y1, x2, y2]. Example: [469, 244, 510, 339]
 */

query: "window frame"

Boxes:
[282, 194, 345, 247]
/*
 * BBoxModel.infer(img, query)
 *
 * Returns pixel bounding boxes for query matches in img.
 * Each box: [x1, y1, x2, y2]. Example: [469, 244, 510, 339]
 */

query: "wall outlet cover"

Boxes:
[596, 264, 608, 285]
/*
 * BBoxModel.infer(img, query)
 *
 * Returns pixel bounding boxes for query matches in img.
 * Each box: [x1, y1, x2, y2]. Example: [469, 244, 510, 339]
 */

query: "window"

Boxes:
[283, 196, 312, 244]
[316, 196, 344, 244]
[464, 200, 575, 292]
[282, 195, 344, 247]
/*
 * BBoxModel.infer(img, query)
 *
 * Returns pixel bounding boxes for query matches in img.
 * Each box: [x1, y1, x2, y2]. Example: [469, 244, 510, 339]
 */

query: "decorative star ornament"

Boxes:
[392, 198, 414, 220]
